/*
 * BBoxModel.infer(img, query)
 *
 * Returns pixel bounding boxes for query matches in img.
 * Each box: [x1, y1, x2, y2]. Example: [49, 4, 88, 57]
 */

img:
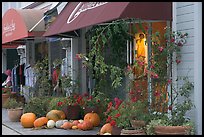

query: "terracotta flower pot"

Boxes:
[154, 125, 191, 135]
[2, 94, 10, 107]
[7, 108, 23, 122]
[120, 129, 146, 135]
[112, 126, 122, 135]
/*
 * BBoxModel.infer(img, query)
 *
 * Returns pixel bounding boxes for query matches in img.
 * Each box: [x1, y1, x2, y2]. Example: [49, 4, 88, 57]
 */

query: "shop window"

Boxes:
[128, 22, 169, 112]
[35, 41, 48, 62]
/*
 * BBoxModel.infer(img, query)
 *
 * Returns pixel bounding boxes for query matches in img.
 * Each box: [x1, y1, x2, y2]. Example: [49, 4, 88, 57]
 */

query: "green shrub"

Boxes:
[24, 97, 53, 118]
[3, 98, 24, 109]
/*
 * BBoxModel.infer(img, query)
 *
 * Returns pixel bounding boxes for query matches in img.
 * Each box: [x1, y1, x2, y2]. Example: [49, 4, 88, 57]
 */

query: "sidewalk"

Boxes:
[2, 108, 100, 135]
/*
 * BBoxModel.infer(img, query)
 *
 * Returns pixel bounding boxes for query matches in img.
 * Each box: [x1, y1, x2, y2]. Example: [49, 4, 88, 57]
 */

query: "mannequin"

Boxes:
[2, 69, 12, 87]
[136, 33, 146, 59]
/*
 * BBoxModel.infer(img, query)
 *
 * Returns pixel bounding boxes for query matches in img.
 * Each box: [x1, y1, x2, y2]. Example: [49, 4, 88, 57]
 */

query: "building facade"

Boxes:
[2, 2, 202, 134]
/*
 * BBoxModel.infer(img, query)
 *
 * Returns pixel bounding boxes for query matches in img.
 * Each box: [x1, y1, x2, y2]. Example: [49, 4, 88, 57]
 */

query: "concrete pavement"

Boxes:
[2, 108, 100, 135]
[2, 125, 21, 135]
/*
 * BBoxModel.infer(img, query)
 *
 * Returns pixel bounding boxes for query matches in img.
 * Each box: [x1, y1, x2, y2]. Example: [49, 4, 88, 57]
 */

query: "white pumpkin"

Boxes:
[55, 120, 68, 128]
[78, 119, 84, 123]
[103, 133, 112, 135]
[47, 120, 55, 128]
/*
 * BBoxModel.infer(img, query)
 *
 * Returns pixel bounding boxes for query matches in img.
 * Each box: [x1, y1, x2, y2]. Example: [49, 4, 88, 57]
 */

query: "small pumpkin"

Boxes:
[47, 120, 55, 128]
[103, 133, 112, 135]
[84, 112, 100, 127]
[55, 120, 68, 128]
[61, 122, 73, 129]
[100, 123, 113, 135]
[77, 121, 93, 131]
[20, 113, 36, 128]
[34, 117, 48, 128]
[72, 120, 80, 126]
[83, 121, 93, 130]
[78, 119, 84, 123]
[72, 125, 78, 129]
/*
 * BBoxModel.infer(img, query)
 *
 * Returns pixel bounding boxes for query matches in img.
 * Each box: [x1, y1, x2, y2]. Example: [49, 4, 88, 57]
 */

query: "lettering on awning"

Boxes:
[3, 19, 16, 37]
[67, 2, 108, 24]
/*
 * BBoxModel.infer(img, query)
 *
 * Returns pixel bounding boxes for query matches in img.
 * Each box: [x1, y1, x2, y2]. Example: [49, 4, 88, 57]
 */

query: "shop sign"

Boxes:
[67, 2, 108, 24]
[3, 19, 16, 37]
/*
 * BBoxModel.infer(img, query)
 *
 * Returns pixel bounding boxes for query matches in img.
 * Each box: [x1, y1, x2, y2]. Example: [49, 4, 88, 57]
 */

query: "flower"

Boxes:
[104, 97, 148, 128]
[158, 46, 164, 52]
[75, 54, 82, 60]
[176, 59, 181, 64]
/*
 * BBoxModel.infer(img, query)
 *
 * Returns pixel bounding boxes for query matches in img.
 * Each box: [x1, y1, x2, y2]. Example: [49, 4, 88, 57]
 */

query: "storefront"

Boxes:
[43, 2, 172, 96]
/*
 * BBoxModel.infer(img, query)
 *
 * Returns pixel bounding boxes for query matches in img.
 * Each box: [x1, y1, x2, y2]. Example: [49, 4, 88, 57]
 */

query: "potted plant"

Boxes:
[49, 93, 84, 120]
[81, 91, 110, 116]
[3, 98, 24, 122]
[24, 97, 52, 118]
[145, 76, 195, 135]
[2, 87, 11, 107]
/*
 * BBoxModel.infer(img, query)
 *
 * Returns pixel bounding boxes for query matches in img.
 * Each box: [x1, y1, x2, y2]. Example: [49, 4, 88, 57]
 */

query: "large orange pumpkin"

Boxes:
[46, 110, 66, 122]
[100, 123, 113, 135]
[34, 117, 48, 128]
[84, 112, 100, 127]
[20, 113, 36, 128]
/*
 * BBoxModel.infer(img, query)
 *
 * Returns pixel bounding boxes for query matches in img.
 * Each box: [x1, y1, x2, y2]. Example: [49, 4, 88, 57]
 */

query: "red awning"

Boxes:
[2, 8, 45, 44]
[43, 2, 172, 37]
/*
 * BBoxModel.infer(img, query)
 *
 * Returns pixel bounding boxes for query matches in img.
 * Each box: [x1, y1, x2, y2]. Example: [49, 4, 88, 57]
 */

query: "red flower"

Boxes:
[75, 54, 81, 60]
[158, 46, 164, 52]
[145, 26, 148, 30]
[114, 113, 121, 118]
[110, 120, 116, 126]
[57, 101, 63, 106]
[131, 97, 137, 102]
[83, 92, 89, 97]
[167, 79, 172, 84]
[168, 105, 173, 110]
[106, 116, 112, 123]
[134, 82, 139, 87]
[171, 38, 175, 43]
[150, 65, 155, 69]
[107, 102, 113, 109]
[154, 91, 160, 97]
[154, 74, 159, 79]
[177, 42, 183, 47]
[74, 95, 78, 99]
[176, 59, 181, 64]
[127, 65, 132, 71]
[129, 90, 134, 95]
[97, 99, 100, 103]
[137, 89, 141, 93]
[77, 96, 82, 104]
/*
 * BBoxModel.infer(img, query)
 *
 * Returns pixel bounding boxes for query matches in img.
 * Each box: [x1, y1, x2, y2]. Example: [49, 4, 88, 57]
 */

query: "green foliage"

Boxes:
[145, 119, 169, 135]
[47, 97, 66, 111]
[82, 18, 139, 98]
[33, 57, 52, 97]
[24, 97, 52, 118]
[3, 98, 24, 109]
[2, 87, 12, 95]
[170, 76, 194, 126]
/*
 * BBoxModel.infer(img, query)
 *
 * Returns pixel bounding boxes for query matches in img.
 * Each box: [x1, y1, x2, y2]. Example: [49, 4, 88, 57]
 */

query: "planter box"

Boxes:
[154, 125, 191, 135]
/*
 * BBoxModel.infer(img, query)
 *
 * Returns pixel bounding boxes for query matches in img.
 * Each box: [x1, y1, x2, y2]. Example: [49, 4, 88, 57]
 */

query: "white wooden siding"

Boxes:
[173, 2, 202, 135]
